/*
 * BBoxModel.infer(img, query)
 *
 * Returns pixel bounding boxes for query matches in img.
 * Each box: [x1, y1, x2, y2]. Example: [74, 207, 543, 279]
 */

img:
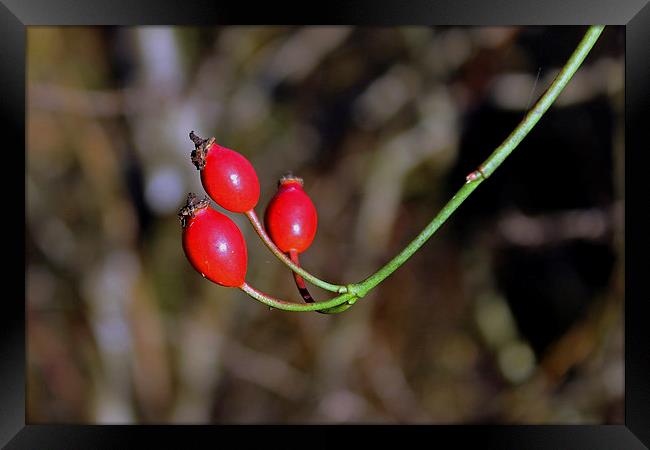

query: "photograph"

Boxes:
[25, 25, 624, 425]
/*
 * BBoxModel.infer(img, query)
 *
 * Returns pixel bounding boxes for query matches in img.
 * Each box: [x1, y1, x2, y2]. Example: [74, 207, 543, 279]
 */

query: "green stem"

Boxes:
[348, 25, 605, 299]
[351, 181, 482, 297]
[240, 282, 355, 312]
[238, 26, 604, 313]
[318, 302, 354, 314]
[477, 25, 605, 179]
[288, 250, 353, 314]
[245, 210, 347, 293]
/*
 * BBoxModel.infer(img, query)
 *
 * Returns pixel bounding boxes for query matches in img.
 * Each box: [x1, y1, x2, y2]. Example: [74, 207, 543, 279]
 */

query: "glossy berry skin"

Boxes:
[180, 194, 248, 287]
[190, 132, 260, 213]
[264, 175, 318, 254]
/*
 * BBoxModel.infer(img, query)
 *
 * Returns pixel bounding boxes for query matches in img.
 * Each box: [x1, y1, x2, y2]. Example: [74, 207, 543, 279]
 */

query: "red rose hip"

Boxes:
[189, 131, 260, 213]
[264, 174, 318, 254]
[179, 193, 248, 287]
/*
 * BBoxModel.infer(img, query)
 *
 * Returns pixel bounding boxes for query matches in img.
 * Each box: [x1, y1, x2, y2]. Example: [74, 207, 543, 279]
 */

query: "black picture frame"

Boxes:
[3, 0, 649, 448]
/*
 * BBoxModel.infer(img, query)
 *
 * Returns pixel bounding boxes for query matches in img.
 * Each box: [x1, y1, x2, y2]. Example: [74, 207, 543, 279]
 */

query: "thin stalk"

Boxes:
[236, 26, 603, 313]
[289, 249, 315, 303]
[240, 282, 355, 312]
[289, 250, 353, 314]
[350, 181, 482, 297]
[318, 302, 355, 314]
[245, 210, 347, 293]
[475, 25, 605, 179]
[348, 25, 605, 299]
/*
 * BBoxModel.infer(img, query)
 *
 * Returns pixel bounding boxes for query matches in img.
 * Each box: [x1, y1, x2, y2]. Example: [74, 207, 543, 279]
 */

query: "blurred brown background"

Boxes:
[26, 26, 624, 424]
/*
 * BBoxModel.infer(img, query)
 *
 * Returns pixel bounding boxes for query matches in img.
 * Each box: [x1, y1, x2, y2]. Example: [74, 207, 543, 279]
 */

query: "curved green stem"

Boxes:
[237, 26, 604, 314]
[318, 302, 355, 314]
[288, 250, 353, 314]
[351, 180, 482, 297]
[348, 25, 605, 299]
[476, 25, 605, 179]
[245, 210, 347, 293]
[240, 282, 355, 312]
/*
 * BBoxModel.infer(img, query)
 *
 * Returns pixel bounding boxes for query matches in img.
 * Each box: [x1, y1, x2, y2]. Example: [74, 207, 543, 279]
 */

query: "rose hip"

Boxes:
[179, 193, 247, 287]
[189, 131, 260, 213]
[264, 174, 318, 254]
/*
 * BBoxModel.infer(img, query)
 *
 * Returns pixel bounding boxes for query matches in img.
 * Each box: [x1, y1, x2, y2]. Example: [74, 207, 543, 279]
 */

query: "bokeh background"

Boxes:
[26, 26, 624, 424]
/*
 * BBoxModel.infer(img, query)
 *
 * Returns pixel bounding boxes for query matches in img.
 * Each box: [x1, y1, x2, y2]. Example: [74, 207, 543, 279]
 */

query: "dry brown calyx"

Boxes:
[189, 131, 216, 170]
[178, 192, 210, 227]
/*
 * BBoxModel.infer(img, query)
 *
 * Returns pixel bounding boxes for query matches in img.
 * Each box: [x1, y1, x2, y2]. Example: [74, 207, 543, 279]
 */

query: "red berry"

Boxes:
[189, 131, 260, 213]
[179, 193, 247, 287]
[264, 174, 318, 254]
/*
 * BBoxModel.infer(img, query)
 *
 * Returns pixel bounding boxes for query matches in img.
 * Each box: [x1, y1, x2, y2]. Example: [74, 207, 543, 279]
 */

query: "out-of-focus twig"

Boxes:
[220, 337, 309, 402]
[494, 202, 621, 247]
[29, 84, 127, 117]
[362, 336, 430, 422]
